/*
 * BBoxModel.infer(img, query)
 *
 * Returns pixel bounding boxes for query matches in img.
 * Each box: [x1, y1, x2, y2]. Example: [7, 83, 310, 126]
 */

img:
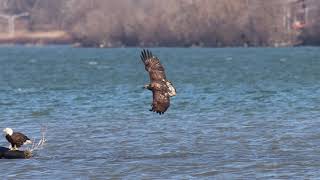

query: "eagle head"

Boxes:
[3, 128, 13, 136]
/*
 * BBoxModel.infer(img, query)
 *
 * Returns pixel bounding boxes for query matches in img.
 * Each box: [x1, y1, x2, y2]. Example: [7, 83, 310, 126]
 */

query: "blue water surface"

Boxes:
[0, 46, 320, 179]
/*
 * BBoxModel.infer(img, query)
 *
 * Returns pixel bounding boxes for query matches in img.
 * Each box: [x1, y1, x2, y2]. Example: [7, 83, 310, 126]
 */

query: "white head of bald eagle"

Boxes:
[3, 128, 32, 150]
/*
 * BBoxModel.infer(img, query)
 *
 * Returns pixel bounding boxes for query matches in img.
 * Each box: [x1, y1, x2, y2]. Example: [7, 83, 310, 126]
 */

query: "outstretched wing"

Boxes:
[151, 90, 170, 114]
[140, 49, 167, 82]
[140, 49, 172, 114]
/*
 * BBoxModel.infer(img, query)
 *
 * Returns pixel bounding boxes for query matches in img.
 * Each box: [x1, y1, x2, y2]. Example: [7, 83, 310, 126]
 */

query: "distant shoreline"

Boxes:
[0, 31, 312, 48]
[0, 31, 72, 45]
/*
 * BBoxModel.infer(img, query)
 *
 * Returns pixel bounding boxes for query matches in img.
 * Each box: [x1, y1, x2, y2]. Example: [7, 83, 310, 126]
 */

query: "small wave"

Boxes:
[193, 169, 219, 177]
[31, 108, 53, 117]
[279, 58, 287, 62]
[13, 88, 44, 93]
[0, 102, 16, 106]
[29, 59, 37, 63]
[123, 151, 201, 161]
[88, 61, 98, 65]
[225, 57, 233, 61]
[96, 65, 110, 69]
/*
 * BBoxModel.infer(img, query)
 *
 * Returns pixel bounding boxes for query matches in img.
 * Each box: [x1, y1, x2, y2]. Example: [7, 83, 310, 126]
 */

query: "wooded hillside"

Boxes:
[0, 0, 319, 47]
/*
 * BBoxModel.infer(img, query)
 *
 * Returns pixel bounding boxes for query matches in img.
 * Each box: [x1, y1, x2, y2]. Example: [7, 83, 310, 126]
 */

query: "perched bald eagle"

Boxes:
[140, 49, 176, 114]
[3, 128, 32, 150]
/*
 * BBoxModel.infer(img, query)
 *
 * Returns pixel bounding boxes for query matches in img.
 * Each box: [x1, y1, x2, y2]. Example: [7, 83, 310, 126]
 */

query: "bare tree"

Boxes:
[0, 12, 29, 36]
[0, 0, 320, 46]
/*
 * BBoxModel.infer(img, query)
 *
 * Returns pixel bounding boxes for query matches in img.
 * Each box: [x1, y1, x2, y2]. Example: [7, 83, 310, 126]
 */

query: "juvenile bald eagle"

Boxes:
[140, 49, 176, 114]
[3, 128, 32, 150]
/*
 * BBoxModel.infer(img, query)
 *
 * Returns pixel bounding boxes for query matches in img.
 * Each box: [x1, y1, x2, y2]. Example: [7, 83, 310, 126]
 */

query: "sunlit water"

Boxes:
[0, 46, 320, 179]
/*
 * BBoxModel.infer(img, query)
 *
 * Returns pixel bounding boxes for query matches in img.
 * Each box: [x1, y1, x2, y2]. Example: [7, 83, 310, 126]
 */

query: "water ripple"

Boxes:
[0, 47, 320, 179]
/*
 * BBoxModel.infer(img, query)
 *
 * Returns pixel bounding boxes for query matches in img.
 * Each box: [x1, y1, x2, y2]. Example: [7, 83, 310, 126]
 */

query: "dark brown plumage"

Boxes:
[140, 49, 176, 114]
[3, 128, 32, 150]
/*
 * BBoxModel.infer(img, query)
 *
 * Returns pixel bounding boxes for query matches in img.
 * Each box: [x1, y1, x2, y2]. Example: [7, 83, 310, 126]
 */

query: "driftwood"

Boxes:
[0, 147, 32, 159]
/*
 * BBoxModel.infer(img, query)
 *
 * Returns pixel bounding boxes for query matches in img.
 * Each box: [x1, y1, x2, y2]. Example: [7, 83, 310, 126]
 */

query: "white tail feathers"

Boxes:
[166, 81, 176, 97]
[24, 140, 32, 145]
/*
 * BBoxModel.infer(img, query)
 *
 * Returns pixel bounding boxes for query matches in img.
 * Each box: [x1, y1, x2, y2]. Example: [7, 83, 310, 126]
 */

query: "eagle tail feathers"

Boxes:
[24, 140, 32, 145]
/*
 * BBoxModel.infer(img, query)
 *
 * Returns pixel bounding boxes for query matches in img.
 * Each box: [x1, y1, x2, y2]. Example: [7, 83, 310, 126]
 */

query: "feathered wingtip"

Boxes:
[140, 49, 153, 63]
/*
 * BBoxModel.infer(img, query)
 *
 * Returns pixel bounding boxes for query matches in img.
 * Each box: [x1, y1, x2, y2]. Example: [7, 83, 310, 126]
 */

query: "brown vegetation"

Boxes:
[61, 0, 300, 47]
[299, 0, 320, 45]
[0, 0, 319, 47]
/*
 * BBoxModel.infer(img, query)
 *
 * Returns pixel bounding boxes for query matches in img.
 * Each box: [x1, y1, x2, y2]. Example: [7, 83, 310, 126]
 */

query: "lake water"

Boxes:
[0, 46, 319, 179]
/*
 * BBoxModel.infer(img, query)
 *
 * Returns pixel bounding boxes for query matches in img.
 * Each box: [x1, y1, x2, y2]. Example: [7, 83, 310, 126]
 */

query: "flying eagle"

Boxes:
[140, 49, 176, 114]
[3, 128, 32, 150]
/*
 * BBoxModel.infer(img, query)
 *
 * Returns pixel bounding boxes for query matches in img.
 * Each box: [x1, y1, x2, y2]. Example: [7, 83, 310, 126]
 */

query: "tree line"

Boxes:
[0, 0, 319, 47]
